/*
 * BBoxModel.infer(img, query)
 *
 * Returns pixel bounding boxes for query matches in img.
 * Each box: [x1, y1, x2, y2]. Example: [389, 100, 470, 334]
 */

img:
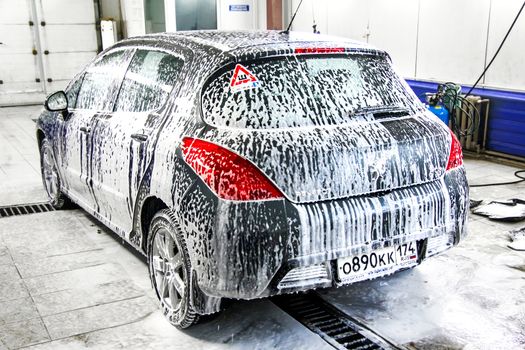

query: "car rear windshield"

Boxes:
[201, 54, 421, 129]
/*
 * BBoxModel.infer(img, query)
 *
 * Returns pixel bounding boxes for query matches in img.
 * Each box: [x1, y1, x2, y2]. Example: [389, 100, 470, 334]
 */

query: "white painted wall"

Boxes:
[368, 0, 419, 78]
[289, 0, 525, 91]
[120, 0, 146, 37]
[484, 0, 525, 90]
[217, 0, 267, 30]
[257, 0, 267, 30]
[164, 0, 176, 32]
[218, 0, 257, 30]
[416, 0, 490, 84]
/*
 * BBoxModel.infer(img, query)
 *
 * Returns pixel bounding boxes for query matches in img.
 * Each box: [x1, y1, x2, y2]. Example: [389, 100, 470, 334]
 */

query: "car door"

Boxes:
[56, 49, 133, 210]
[54, 73, 85, 197]
[89, 49, 185, 234]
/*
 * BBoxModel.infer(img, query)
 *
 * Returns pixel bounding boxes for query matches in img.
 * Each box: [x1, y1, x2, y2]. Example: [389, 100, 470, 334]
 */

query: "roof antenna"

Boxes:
[312, 1, 319, 33]
[281, 0, 304, 34]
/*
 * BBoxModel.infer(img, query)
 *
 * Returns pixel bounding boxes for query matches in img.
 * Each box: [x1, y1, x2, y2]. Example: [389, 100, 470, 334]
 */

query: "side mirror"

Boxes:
[44, 91, 68, 112]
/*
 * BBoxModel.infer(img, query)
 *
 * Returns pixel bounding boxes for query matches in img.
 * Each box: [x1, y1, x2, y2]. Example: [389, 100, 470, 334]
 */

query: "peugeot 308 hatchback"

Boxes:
[36, 31, 468, 328]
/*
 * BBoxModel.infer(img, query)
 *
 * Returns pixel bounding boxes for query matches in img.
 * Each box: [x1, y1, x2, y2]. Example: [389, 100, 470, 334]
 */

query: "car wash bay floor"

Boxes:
[0, 105, 524, 350]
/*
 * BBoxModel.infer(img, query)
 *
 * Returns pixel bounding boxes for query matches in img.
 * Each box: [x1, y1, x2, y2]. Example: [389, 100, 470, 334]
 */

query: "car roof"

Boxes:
[120, 30, 385, 57]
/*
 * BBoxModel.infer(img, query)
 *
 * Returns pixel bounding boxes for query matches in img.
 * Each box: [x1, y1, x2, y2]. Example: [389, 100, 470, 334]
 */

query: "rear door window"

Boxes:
[114, 50, 183, 112]
[201, 54, 420, 129]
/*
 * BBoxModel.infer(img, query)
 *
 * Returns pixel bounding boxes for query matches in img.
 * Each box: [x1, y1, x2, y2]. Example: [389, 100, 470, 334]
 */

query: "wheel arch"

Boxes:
[137, 195, 168, 252]
[131, 151, 200, 254]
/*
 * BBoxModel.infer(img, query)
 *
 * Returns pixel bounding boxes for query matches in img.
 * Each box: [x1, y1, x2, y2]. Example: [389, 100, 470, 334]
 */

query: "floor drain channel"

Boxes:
[0, 202, 54, 218]
[272, 292, 398, 350]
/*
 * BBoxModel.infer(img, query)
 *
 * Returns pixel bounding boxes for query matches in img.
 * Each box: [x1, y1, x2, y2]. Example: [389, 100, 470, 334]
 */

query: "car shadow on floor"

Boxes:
[74, 207, 334, 348]
[79, 210, 147, 264]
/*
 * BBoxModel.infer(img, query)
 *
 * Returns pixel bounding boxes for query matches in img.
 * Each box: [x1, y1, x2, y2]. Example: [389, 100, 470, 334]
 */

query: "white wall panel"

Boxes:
[368, 0, 419, 78]
[257, 0, 267, 30]
[218, 0, 257, 30]
[0, 48, 45, 105]
[0, 83, 45, 106]
[121, 0, 146, 37]
[47, 80, 69, 92]
[484, 0, 525, 90]
[45, 52, 95, 80]
[0, 54, 40, 83]
[217, 0, 267, 30]
[325, 0, 369, 41]
[164, 0, 176, 31]
[39, 0, 95, 24]
[0, 25, 34, 54]
[416, 0, 490, 84]
[41, 24, 97, 52]
[290, 0, 328, 35]
[0, 0, 31, 24]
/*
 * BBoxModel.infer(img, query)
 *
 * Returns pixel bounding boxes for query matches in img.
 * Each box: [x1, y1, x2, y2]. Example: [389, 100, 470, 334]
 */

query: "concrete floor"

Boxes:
[0, 105, 524, 349]
[0, 106, 48, 207]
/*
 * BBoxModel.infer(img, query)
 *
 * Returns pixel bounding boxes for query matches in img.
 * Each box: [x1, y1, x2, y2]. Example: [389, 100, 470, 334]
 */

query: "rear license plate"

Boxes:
[337, 242, 418, 283]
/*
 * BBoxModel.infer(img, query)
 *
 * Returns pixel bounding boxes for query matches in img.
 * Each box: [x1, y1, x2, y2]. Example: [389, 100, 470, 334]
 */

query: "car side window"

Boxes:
[65, 73, 84, 109]
[114, 50, 183, 113]
[76, 50, 130, 111]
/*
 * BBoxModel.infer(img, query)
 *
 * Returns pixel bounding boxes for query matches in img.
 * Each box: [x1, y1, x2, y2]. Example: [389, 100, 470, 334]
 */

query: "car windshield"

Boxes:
[201, 54, 421, 129]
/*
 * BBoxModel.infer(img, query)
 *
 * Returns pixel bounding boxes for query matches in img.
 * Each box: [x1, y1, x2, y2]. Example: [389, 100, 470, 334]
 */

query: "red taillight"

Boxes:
[294, 47, 345, 54]
[181, 137, 283, 201]
[446, 131, 463, 171]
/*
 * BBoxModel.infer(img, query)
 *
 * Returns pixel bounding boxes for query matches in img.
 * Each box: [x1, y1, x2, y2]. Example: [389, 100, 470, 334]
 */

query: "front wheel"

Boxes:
[40, 138, 71, 209]
[147, 209, 199, 328]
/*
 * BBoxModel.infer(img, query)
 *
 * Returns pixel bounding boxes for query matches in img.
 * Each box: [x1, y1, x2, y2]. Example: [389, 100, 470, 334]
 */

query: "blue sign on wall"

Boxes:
[229, 4, 250, 12]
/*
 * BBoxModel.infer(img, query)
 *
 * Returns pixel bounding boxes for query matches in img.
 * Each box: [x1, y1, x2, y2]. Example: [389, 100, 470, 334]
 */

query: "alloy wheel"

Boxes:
[42, 145, 59, 200]
[151, 227, 187, 313]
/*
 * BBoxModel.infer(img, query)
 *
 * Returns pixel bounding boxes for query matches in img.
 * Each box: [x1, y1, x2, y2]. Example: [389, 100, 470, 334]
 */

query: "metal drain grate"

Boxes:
[0, 202, 55, 218]
[273, 292, 398, 350]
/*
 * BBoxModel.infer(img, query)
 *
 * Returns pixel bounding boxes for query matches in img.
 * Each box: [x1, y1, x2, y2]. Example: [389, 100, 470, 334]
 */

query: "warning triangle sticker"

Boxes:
[230, 64, 259, 91]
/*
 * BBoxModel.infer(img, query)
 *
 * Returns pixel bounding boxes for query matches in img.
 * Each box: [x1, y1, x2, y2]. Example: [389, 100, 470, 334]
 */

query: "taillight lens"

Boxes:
[446, 131, 463, 171]
[181, 137, 283, 201]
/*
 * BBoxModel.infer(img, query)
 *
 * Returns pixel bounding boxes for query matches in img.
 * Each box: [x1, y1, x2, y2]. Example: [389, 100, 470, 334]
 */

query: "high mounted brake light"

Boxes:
[181, 137, 283, 201]
[446, 130, 463, 171]
[294, 47, 346, 54]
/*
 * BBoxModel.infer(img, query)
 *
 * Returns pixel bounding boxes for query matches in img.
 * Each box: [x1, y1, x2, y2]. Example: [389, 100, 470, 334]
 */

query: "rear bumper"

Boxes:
[267, 166, 468, 295]
[181, 166, 468, 300]
[284, 166, 469, 267]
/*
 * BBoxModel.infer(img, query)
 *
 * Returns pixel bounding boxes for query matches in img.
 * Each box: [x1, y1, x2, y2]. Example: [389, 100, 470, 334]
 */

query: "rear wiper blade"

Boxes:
[350, 105, 410, 119]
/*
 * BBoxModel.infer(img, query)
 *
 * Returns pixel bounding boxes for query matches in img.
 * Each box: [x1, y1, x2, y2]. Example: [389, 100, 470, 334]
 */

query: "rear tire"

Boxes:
[40, 138, 71, 209]
[147, 209, 199, 328]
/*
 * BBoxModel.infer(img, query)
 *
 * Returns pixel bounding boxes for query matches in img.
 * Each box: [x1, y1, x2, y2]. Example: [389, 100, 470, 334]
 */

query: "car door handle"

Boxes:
[131, 133, 149, 142]
[79, 126, 91, 133]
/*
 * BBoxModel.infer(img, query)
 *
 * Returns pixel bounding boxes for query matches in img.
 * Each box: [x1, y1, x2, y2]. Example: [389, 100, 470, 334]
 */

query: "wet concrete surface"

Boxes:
[319, 159, 525, 349]
[0, 209, 333, 350]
